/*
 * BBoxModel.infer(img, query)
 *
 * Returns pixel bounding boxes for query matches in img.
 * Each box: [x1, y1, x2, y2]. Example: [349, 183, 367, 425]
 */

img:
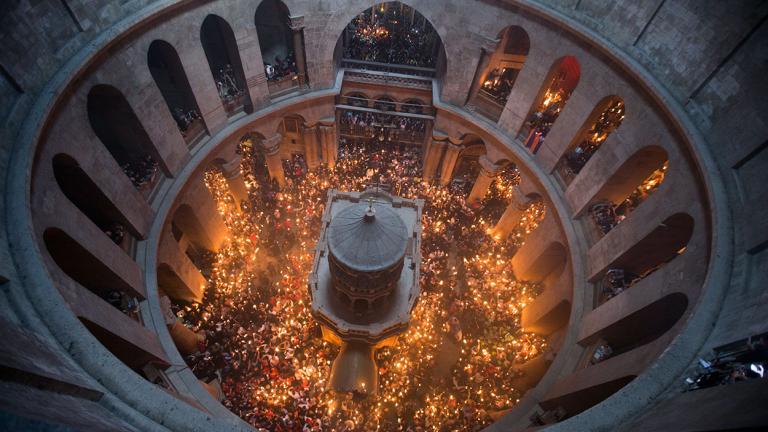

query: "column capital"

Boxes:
[260, 133, 282, 155]
[220, 155, 242, 179]
[288, 15, 305, 31]
[478, 155, 503, 177]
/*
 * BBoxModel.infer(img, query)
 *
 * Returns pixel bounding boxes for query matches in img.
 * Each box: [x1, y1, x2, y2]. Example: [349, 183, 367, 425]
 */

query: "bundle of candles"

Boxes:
[179, 142, 549, 431]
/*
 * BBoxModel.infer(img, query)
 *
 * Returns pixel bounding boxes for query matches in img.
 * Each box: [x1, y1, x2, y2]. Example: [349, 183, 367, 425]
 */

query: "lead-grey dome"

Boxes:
[328, 201, 408, 272]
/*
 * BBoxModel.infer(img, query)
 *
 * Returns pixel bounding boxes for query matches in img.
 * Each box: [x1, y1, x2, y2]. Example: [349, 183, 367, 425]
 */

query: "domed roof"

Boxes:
[328, 201, 408, 272]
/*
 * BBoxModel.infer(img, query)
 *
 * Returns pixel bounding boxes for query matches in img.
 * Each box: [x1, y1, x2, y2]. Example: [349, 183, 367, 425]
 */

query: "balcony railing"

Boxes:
[335, 95, 436, 117]
[341, 58, 436, 77]
[267, 73, 302, 98]
[342, 69, 433, 91]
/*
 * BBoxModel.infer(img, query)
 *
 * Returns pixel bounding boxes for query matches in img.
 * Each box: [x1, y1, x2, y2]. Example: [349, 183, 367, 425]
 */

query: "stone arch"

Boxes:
[554, 95, 625, 185]
[373, 96, 396, 111]
[43, 227, 143, 301]
[147, 39, 206, 144]
[52, 154, 141, 248]
[586, 146, 669, 226]
[451, 135, 487, 181]
[200, 14, 252, 115]
[87, 84, 167, 187]
[334, 1, 447, 79]
[593, 213, 694, 286]
[172, 204, 217, 252]
[521, 55, 581, 153]
[468, 25, 530, 121]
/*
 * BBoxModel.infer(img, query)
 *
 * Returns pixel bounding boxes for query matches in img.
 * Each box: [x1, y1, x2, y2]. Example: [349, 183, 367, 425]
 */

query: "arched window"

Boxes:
[52, 154, 138, 250]
[256, 0, 306, 93]
[200, 15, 251, 115]
[147, 40, 206, 145]
[596, 213, 693, 304]
[373, 97, 396, 112]
[402, 98, 425, 114]
[588, 147, 668, 237]
[344, 92, 370, 107]
[521, 56, 581, 154]
[337, 1, 444, 77]
[87, 85, 163, 193]
[43, 228, 144, 307]
[468, 25, 530, 122]
[451, 136, 486, 186]
[554, 96, 625, 185]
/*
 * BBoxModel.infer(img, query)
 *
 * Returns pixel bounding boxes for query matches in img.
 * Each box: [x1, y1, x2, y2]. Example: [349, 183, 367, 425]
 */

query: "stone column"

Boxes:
[492, 185, 531, 239]
[422, 139, 445, 181]
[466, 47, 494, 105]
[439, 143, 462, 186]
[467, 156, 501, 204]
[220, 155, 248, 209]
[289, 16, 308, 87]
[161, 296, 204, 355]
[319, 124, 338, 169]
[260, 133, 286, 188]
[303, 125, 321, 169]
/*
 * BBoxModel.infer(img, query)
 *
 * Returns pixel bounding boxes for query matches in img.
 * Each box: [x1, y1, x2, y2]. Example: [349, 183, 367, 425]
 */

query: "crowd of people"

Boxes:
[215, 64, 245, 106]
[175, 139, 549, 431]
[685, 335, 767, 392]
[339, 110, 428, 144]
[265, 52, 299, 82]
[343, 6, 437, 68]
[172, 107, 202, 137]
[121, 154, 158, 189]
[559, 99, 625, 179]
[480, 67, 519, 105]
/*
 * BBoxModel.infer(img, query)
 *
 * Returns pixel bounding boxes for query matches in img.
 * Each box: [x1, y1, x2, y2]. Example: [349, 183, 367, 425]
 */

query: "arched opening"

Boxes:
[87, 84, 164, 193]
[402, 98, 425, 114]
[468, 25, 530, 122]
[449, 136, 486, 190]
[515, 241, 567, 283]
[554, 96, 625, 185]
[373, 96, 396, 112]
[52, 154, 138, 251]
[596, 213, 694, 302]
[172, 205, 217, 276]
[342, 92, 371, 108]
[147, 40, 206, 146]
[583, 293, 688, 361]
[588, 146, 669, 237]
[256, 0, 306, 95]
[200, 14, 251, 115]
[43, 228, 144, 311]
[539, 376, 636, 422]
[338, 1, 445, 77]
[279, 115, 307, 179]
[521, 56, 581, 154]
[157, 263, 201, 304]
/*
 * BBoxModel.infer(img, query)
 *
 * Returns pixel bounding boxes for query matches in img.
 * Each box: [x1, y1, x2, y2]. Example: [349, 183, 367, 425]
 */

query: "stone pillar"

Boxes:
[161, 296, 205, 355]
[467, 156, 502, 204]
[303, 125, 321, 169]
[220, 155, 248, 210]
[492, 185, 531, 239]
[439, 143, 462, 186]
[422, 139, 445, 181]
[466, 47, 493, 105]
[260, 134, 286, 188]
[319, 124, 338, 169]
[289, 16, 308, 87]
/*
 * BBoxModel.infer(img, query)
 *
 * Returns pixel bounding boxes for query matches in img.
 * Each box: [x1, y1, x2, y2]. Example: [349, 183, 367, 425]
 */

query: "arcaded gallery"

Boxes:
[0, 1, 766, 431]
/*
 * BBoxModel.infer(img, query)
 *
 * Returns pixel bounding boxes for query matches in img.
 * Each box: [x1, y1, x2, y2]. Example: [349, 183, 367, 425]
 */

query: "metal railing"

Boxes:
[340, 58, 437, 77]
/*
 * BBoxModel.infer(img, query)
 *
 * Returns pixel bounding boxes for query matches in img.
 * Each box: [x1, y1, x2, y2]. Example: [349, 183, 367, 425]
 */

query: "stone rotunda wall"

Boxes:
[0, 1, 765, 431]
